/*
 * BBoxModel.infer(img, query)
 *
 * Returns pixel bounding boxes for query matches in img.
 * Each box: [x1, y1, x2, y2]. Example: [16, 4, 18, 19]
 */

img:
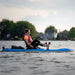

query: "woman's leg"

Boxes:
[11, 45, 24, 49]
[31, 40, 40, 48]
[31, 39, 46, 48]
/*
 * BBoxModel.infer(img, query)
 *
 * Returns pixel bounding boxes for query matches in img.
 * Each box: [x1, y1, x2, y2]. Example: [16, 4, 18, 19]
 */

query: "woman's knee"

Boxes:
[34, 39, 40, 43]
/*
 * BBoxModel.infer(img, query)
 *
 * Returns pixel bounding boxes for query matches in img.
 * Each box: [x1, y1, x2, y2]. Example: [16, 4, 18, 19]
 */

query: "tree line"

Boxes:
[0, 19, 75, 40]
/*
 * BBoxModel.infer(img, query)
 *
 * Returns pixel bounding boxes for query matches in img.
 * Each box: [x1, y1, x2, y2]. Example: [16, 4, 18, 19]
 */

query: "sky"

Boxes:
[0, 0, 75, 33]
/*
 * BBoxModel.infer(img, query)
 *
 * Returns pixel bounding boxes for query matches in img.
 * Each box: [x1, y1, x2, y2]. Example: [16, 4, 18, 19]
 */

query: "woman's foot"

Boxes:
[44, 42, 51, 47]
[48, 42, 51, 45]
[46, 42, 51, 50]
[45, 42, 47, 44]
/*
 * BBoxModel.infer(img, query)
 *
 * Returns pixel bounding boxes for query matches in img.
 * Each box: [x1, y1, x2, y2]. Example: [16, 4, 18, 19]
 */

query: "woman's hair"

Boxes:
[24, 29, 30, 33]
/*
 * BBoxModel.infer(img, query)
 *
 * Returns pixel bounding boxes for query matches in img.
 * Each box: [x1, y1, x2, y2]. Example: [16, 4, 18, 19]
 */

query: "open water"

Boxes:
[0, 41, 75, 75]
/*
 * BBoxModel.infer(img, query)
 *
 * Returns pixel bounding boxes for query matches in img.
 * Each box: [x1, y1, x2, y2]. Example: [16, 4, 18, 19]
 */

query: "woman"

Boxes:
[24, 29, 50, 49]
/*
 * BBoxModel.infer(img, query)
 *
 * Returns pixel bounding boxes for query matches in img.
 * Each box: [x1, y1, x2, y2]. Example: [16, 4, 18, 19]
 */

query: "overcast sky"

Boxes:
[0, 0, 75, 32]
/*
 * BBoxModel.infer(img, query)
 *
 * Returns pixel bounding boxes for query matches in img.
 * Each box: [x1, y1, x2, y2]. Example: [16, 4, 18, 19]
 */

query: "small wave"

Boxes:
[64, 65, 70, 68]
[33, 70, 50, 75]
[0, 70, 12, 73]
[50, 60, 65, 64]
[29, 66, 38, 69]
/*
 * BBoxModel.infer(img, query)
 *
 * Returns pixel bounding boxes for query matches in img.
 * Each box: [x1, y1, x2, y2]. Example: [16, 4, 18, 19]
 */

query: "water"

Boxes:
[0, 41, 75, 75]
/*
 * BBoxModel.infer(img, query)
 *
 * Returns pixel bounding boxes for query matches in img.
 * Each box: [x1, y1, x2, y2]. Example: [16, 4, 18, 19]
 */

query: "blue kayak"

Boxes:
[2, 48, 72, 52]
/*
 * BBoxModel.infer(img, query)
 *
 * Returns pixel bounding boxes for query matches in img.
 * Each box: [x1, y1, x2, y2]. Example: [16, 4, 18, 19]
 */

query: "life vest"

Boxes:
[24, 35, 32, 44]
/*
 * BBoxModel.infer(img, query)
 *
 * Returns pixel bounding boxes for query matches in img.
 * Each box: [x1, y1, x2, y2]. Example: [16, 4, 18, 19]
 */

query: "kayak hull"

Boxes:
[2, 48, 72, 52]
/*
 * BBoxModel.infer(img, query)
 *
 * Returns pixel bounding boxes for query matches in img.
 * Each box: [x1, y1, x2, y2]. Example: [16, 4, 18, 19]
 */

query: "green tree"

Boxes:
[68, 27, 75, 39]
[45, 25, 57, 33]
[16, 21, 36, 39]
[0, 19, 15, 39]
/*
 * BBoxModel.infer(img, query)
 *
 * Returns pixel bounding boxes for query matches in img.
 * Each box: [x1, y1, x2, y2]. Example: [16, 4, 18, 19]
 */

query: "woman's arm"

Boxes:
[25, 39, 33, 48]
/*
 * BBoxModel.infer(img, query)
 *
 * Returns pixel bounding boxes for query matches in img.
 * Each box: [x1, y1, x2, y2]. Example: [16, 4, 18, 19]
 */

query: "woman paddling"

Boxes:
[24, 29, 50, 49]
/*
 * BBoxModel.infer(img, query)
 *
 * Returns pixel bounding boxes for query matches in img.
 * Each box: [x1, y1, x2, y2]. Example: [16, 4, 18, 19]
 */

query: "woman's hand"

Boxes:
[30, 45, 33, 48]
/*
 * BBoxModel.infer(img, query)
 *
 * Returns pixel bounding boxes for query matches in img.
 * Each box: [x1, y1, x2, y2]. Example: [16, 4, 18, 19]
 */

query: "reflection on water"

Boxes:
[0, 41, 75, 75]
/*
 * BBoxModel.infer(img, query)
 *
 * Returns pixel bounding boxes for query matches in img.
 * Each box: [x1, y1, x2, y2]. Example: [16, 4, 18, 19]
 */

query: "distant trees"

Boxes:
[0, 19, 36, 40]
[0, 19, 75, 40]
